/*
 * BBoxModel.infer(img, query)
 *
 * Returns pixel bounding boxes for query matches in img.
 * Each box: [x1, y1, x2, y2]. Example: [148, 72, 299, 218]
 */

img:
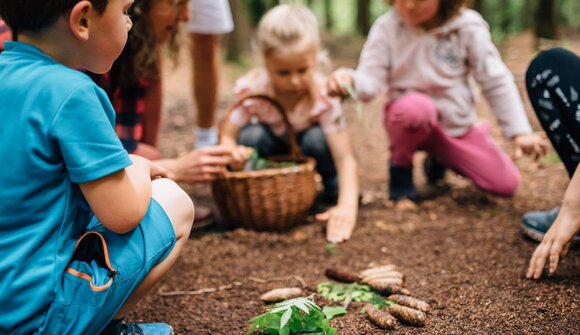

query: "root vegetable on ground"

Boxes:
[373, 284, 412, 296]
[260, 287, 303, 303]
[360, 271, 404, 282]
[365, 303, 397, 330]
[387, 294, 430, 312]
[325, 267, 360, 283]
[359, 265, 397, 277]
[363, 277, 404, 287]
[389, 303, 426, 327]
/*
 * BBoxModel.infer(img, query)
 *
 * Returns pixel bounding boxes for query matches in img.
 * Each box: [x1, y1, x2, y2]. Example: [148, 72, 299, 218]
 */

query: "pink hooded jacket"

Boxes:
[352, 8, 532, 138]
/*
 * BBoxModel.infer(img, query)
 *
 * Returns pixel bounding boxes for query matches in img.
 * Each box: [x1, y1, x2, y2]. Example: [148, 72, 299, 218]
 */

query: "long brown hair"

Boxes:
[111, 0, 180, 89]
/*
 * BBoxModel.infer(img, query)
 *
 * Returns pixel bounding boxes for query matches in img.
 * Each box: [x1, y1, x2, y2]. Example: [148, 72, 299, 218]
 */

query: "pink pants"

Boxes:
[384, 92, 520, 197]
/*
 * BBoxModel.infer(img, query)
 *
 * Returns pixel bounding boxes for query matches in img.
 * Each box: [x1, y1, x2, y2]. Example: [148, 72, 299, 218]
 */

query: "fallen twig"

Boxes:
[248, 275, 307, 288]
[158, 281, 243, 297]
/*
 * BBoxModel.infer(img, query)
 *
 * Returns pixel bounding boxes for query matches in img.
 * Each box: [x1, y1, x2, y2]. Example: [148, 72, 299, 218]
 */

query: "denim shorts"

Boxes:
[38, 199, 176, 335]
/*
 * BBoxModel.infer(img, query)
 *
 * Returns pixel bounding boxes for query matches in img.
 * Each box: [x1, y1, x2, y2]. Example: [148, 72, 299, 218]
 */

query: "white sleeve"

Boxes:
[465, 22, 532, 138]
[352, 15, 391, 102]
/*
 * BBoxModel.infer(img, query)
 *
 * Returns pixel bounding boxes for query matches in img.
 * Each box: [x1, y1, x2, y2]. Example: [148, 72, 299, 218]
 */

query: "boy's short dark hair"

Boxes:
[0, 0, 108, 35]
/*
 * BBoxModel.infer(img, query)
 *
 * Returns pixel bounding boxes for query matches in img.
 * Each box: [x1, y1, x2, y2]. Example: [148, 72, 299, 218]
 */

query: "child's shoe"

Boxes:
[389, 163, 417, 201]
[521, 208, 580, 243]
[423, 155, 446, 184]
[100, 318, 173, 335]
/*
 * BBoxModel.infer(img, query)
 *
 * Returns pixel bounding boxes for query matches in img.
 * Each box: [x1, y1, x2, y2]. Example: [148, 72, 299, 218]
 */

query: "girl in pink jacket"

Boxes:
[328, 0, 547, 202]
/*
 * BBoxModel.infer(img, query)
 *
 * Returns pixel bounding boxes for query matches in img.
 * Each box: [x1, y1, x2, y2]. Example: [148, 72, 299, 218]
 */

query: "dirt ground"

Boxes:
[129, 32, 580, 334]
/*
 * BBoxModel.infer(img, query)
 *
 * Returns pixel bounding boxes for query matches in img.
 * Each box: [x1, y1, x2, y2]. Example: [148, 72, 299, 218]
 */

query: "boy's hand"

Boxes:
[526, 216, 578, 279]
[316, 205, 357, 243]
[129, 154, 165, 180]
[326, 67, 355, 98]
[511, 132, 548, 160]
[150, 162, 168, 180]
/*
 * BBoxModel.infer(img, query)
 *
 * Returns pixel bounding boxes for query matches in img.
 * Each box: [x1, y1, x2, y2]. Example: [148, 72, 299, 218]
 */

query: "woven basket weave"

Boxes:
[211, 95, 317, 231]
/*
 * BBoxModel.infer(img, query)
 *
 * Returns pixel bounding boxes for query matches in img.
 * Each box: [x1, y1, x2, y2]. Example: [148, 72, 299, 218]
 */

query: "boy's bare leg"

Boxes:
[114, 178, 194, 318]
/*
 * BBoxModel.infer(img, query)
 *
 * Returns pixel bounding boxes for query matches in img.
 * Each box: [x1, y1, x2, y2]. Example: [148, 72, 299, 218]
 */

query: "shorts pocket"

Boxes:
[64, 232, 117, 294]
[40, 232, 117, 334]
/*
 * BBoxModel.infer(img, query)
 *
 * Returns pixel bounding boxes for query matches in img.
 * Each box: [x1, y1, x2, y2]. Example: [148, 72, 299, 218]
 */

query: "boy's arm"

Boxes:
[79, 155, 159, 234]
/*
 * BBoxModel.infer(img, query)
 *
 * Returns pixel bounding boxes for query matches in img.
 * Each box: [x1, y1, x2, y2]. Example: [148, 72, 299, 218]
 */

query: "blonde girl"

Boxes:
[221, 4, 359, 243]
[327, 0, 547, 202]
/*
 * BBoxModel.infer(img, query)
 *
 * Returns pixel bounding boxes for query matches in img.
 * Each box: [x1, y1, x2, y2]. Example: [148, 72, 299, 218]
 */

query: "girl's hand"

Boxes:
[229, 145, 254, 171]
[316, 205, 357, 243]
[511, 132, 548, 160]
[526, 215, 579, 279]
[326, 67, 355, 98]
[162, 145, 233, 183]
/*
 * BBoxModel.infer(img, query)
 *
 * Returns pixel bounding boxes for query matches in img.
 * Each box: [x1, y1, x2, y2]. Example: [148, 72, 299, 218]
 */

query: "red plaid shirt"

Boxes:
[89, 73, 148, 153]
[0, 19, 12, 51]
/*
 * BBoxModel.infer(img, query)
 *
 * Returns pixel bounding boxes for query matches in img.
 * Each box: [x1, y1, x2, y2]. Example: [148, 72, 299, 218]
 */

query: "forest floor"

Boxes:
[129, 31, 580, 334]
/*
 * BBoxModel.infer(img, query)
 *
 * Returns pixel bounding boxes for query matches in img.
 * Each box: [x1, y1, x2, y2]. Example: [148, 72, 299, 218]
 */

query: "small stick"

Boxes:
[158, 282, 242, 297]
[248, 275, 307, 288]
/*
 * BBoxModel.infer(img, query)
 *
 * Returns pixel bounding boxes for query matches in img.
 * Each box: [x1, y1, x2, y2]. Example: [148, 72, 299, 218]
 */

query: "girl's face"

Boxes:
[85, 0, 133, 73]
[265, 45, 317, 99]
[394, 0, 441, 29]
[149, 0, 190, 44]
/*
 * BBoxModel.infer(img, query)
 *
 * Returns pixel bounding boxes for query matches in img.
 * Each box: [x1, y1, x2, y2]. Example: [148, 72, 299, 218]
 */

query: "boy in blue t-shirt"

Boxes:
[0, 1, 195, 334]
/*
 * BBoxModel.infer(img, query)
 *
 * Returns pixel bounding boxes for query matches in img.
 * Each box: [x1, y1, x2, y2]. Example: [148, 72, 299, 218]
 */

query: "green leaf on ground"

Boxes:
[247, 297, 337, 335]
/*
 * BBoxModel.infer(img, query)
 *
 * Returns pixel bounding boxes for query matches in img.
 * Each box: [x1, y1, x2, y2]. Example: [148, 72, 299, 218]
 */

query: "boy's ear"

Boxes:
[69, 0, 94, 42]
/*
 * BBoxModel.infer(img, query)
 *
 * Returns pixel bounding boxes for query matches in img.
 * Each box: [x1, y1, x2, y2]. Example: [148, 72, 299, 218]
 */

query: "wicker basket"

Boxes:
[211, 95, 317, 231]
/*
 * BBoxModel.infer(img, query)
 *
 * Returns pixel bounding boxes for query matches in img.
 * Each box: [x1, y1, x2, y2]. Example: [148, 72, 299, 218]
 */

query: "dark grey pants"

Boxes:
[238, 123, 338, 194]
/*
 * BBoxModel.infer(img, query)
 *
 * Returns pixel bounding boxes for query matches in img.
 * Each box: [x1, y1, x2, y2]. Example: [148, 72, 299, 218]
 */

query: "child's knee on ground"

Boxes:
[151, 178, 194, 240]
[385, 92, 438, 131]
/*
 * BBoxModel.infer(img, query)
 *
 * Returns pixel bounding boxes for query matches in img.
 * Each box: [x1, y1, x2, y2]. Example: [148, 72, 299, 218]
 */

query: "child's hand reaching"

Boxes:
[316, 205, 357, 243]
[511, 132, 548, 160]
[229, 145, 254, 171]
[326, 67, 355, 98]
[526, 214, 578, 279]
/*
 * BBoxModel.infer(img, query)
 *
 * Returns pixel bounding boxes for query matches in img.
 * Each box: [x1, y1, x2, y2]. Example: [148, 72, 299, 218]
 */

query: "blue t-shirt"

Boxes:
[0, 42, 132, 334]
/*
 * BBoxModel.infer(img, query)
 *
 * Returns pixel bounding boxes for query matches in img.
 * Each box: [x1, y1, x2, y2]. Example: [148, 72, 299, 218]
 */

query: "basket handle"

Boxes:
[223, 94, 303, 158]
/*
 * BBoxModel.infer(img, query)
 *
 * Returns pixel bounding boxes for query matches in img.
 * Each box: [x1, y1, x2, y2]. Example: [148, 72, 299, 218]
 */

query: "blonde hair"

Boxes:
[257, 4, 321, 57]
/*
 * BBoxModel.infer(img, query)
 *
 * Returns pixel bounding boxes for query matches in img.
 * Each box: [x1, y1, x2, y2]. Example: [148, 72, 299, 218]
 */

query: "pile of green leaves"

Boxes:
[317, 282, 392, 309]
[247, 297, 345, 335]
[244, 149, 298, 171]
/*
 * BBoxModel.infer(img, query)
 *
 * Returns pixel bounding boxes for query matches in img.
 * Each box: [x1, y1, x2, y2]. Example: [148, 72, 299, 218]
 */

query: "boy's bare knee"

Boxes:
[151, 179, 194, 239]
